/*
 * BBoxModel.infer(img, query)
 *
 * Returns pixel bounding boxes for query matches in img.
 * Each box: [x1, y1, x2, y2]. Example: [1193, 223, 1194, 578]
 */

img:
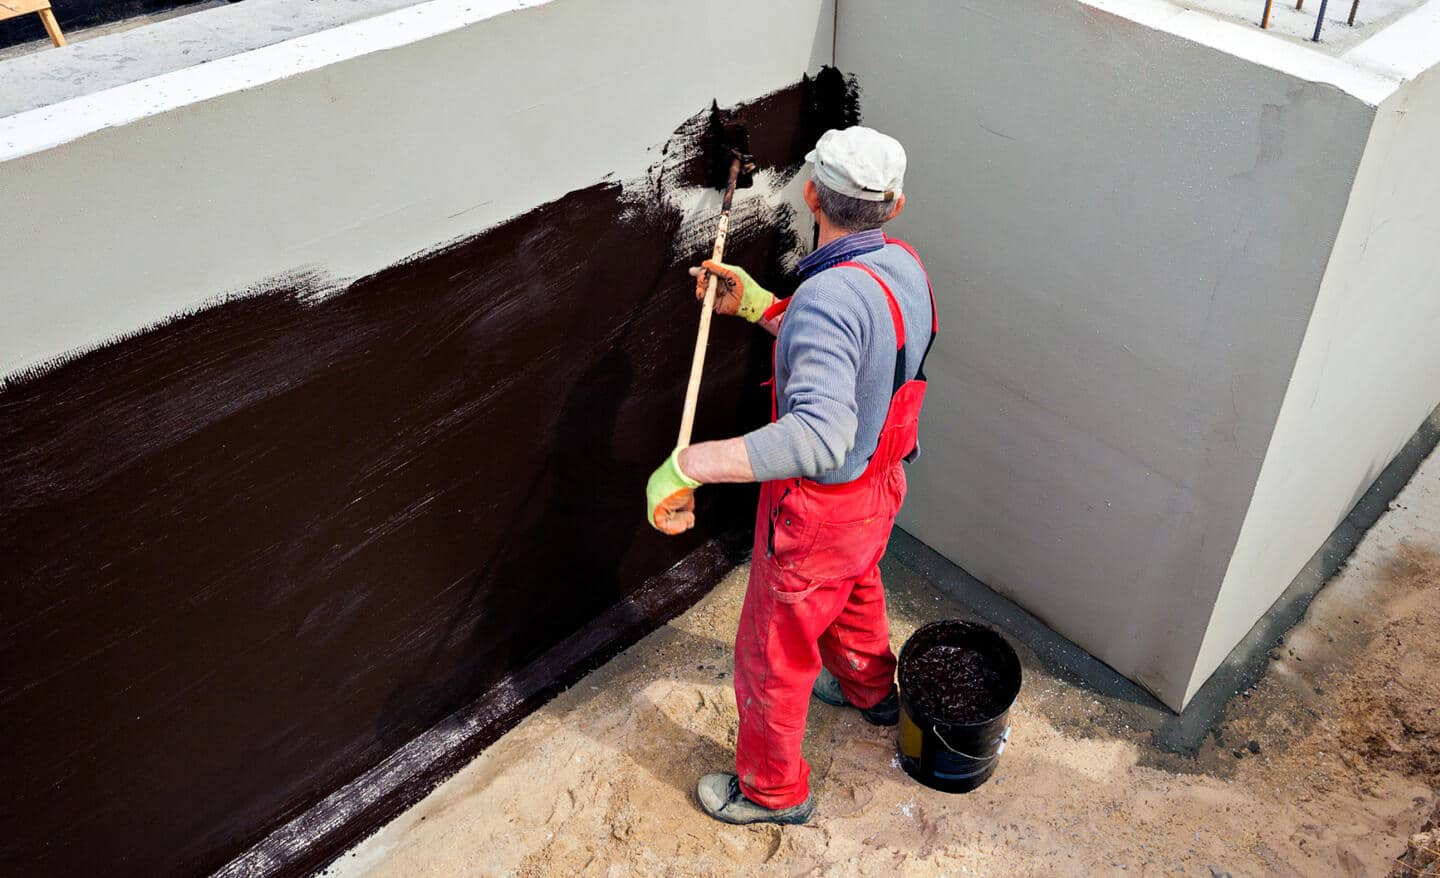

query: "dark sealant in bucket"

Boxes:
[897, 620, 1022, 793]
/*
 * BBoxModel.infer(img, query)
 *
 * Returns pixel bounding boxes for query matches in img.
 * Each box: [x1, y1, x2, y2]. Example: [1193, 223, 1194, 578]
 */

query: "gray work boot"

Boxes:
[696, 773, 815, 825]
[812, 667, 900, 726]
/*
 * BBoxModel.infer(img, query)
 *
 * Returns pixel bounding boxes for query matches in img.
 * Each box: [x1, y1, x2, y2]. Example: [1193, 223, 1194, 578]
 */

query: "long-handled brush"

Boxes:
[676, 152, 749, 449]
[675, 102, 756, 449]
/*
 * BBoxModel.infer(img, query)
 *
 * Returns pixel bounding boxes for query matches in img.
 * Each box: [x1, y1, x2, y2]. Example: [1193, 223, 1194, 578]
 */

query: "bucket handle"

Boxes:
[931, 724, 1011, 762]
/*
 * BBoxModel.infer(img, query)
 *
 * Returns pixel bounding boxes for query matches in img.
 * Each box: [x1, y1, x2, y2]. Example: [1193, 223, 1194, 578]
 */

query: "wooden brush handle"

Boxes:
[677, 213, 731, 449]
[676, 158, 742, 449]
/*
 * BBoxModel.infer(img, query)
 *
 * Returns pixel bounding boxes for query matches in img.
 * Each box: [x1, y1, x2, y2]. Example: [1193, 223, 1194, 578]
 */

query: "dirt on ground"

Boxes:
[1390, 799, 1440, 878]
[1211, 542, 1440, 878]
[1276, 545, 1440, 789]
[331, 461, 1440, 877]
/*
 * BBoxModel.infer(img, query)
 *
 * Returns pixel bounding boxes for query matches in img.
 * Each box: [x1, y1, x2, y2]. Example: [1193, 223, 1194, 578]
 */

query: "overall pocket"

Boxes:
[766, 486, 824, 603]
[768, 482, 814, 567]
[767, 569, 822, 604]
[791, 514, 895, 582]
[771, 477, 897, 584]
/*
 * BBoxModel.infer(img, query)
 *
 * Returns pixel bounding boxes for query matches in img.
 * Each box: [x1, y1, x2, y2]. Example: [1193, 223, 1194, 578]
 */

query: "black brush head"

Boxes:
[701, 102, 755, 191]
[797, 66, 863, 161]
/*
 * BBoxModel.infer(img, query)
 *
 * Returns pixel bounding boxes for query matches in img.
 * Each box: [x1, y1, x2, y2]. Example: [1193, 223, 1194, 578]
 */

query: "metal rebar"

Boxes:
[1348, 0, 1359, 25]
[1296, 0, 1303, 10]
[1261, 0, 1275, 27]
[1312, 0, 1329, 40]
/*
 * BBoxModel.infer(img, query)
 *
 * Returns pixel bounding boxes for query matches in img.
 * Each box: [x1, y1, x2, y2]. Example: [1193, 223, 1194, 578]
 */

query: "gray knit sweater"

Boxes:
[743, 239, 934, 485]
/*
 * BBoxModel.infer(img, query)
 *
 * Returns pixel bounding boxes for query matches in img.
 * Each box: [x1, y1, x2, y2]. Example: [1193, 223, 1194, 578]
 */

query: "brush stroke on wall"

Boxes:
[0, 69, 861, 877]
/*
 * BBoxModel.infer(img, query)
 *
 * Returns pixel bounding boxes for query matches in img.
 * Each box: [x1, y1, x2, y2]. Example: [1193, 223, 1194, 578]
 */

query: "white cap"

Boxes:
[804, 126, 906, 202]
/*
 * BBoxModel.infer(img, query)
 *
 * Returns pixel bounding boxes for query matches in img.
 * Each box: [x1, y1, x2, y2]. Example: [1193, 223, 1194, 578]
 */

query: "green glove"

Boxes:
[694, 259, 777, 323]
[646, 448, 701, 535]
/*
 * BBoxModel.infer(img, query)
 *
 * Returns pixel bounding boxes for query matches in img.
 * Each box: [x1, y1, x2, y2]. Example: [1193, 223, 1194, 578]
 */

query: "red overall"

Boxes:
[734, 237, 937, 809]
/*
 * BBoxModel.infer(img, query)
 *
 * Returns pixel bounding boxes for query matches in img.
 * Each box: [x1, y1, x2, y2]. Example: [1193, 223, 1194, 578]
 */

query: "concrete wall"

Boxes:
[838, 0, 1378, 708]
[1192, 59, 1440, 700]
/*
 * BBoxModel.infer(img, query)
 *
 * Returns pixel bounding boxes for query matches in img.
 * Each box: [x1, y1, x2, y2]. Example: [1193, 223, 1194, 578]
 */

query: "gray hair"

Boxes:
[813, 179, 895, 233]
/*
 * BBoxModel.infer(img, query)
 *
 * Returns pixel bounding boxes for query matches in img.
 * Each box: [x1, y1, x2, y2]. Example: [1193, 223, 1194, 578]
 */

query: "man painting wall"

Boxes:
[645, 127, 939, 825]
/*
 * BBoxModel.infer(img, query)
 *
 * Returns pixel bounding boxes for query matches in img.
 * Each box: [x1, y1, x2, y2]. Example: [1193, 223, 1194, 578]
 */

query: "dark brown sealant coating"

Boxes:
[0, 69, 859, 877]
[901, 626, 1022, 725]
[700, 101, 756, 191]
[660, 65, 861, 195]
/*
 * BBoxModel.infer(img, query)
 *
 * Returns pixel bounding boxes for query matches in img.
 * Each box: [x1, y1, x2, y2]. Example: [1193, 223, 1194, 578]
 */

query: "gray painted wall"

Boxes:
[838, 0, 1376, 708]
[1193, 62, 1440, 699]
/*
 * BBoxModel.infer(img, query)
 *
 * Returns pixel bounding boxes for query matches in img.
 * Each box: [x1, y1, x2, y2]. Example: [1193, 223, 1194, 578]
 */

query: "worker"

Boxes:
[645, 126, 937, 825]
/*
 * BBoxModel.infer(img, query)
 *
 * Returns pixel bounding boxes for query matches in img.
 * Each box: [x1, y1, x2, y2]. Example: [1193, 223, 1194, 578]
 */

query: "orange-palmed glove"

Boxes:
[692, 260, 777, 323]
[646, 448, 701, 535]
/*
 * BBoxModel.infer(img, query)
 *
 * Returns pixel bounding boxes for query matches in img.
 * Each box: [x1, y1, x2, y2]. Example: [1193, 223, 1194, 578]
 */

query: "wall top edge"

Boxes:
[1083, 0, 1431, 106]
[1343, 0, 1440, 82]
[0, 0, 434, 119]
[0, 0, 546, 163]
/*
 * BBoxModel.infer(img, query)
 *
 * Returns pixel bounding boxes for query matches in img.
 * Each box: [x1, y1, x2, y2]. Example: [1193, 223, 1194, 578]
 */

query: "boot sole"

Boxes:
[813, 688, 899, 726]
[696, 792, 815, 825]
[861, 708, 899, 727]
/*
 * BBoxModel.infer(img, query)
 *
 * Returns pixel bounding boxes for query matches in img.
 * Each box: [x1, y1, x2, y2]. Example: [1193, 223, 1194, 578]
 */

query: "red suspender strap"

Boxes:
[883, 237, 939, 382]
[834, 261, 906, 349]
[761, 295, 791, 324]
[884, 236, 939, 335]
[836, 259, 908, 394]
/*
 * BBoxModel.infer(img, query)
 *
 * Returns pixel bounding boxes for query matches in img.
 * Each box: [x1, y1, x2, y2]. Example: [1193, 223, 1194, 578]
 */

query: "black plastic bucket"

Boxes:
[897, 619, 1022, 793]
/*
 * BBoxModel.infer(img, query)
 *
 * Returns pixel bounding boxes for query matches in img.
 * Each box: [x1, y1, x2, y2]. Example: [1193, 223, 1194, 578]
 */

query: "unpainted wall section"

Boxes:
[1192, 60, 1440, 701]
[837, 0, 1374, 708]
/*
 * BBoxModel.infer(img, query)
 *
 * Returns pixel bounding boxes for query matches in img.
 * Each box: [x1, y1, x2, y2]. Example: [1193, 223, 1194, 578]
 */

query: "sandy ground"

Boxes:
[330, 448, 1440, 877]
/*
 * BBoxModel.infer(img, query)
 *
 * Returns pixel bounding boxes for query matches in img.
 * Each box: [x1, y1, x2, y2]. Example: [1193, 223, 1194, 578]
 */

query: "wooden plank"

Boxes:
[38, 5, 66, 45]
[0, 0, 66, 47]
[0, 0, 51, 19]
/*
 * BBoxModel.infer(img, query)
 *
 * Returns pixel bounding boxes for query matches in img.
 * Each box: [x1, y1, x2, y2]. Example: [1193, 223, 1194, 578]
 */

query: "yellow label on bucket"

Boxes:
[899, 707, 923, 759]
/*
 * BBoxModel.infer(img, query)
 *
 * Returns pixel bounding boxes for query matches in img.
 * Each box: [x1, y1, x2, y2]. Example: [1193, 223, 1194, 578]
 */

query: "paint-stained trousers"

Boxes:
[732, 465, 906, 809]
